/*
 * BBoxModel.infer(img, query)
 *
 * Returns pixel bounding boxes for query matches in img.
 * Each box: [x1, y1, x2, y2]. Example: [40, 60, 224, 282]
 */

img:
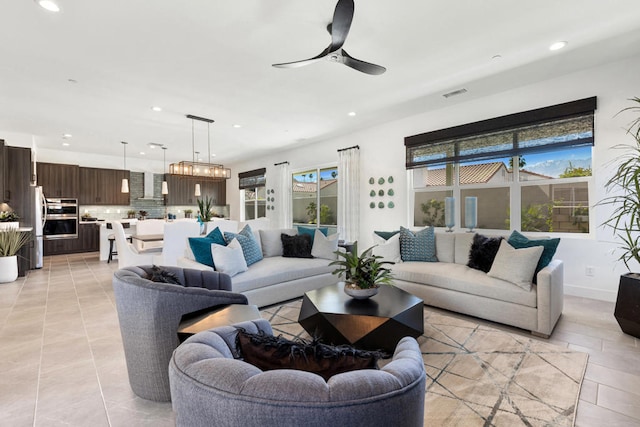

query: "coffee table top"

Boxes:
[302, 282, 423, 318]
[178, 304, 261, 342]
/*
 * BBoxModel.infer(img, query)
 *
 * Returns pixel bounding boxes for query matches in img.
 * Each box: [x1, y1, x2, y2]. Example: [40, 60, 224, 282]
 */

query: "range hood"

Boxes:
[137, 172, 163, 200]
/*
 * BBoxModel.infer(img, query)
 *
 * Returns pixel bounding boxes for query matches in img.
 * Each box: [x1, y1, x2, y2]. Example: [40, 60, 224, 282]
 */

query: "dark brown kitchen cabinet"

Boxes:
[165, 175, 226, 206]
[43, 223, 99, 255]
[79, 167, 129, 205]
[37, 162, 79, 198]
[0, 140, 6, 203]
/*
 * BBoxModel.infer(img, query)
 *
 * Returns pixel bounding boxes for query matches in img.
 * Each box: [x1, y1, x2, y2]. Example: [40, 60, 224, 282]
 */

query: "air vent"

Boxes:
[442, 88, 468, 98]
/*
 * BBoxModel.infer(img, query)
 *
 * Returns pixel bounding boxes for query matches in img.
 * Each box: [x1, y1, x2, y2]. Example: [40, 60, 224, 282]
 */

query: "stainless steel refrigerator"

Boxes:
[32, 185, 45, 268]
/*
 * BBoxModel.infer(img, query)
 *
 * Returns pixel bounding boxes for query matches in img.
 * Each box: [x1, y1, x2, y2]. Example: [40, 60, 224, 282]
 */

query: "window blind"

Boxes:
[238, 168, 266, 189]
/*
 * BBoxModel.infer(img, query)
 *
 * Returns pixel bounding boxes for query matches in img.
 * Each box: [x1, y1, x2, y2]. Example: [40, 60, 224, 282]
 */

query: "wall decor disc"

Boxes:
[388, 201, 395, 209]
[272, 206, 275, 211]
[370, 190, 376, 197]
[388, 176, 394, 184]
[378, 189, 384, 196]
[388, 189, 394, 196]
[378, 202, 385, 209]
[370, 202, 375, 209]
[378, 177, 385, 185]
[369, 177, 375, 185]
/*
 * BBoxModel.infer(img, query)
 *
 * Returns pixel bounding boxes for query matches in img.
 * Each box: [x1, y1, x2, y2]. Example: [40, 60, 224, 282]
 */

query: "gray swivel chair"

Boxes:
[112, 266, 248, 402]
[169, 319, 426, 427]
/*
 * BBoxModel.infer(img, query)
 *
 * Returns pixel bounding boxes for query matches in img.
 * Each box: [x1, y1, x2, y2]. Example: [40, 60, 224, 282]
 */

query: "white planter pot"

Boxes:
[0, 256, 18, 283]
[0, 222, 19, 230]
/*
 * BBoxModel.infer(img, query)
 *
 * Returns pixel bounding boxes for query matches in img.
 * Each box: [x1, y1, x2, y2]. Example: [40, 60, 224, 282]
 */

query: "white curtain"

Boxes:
[272, 162, 292, 229]
[337, 147, 360, 242]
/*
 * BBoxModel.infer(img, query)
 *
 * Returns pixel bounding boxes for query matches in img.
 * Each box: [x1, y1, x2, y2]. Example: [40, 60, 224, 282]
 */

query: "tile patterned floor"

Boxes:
[0, 252, 639, 426]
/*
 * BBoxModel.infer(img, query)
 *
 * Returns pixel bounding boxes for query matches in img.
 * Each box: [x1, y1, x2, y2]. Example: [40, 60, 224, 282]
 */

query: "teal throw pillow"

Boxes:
[507, 230, 560, 277]
[399, 226, 438, 262]
[297, 226, 328, 244]
[206, 226, 226, 244]
[188, 237, 219, 268]
[374, 230, 400, 241]
[224, 224, 263, 266]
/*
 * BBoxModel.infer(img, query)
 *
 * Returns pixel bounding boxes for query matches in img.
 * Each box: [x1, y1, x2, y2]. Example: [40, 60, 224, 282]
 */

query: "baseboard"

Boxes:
[564, 283, 617, 302]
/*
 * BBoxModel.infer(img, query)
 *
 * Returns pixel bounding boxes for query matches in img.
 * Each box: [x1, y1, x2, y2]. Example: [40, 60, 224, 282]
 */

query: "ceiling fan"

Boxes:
[272, 0, 386, 75]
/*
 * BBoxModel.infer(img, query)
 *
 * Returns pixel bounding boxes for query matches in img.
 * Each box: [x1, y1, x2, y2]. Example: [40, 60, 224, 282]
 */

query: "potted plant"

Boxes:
[329, 242, 394, 299]
[127, 210, 137, 219]
[138, 210, 148, 220]
[0, 228, 32, 283]
[184, 209, 193, 219]
[599, 97, 640, 338]
[0, 210, 20, 230]
[197, 197, 214, 223]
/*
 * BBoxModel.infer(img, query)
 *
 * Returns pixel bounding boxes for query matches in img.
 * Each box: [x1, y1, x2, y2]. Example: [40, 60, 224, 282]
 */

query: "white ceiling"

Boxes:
[2, 1, 640, 166]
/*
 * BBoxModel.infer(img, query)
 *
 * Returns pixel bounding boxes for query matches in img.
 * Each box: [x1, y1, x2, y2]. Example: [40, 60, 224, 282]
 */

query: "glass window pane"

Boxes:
[243, 189, 256, 220]
[413, 164, 455, 188]
[519, 146, 591, 181]
[319, 167, 337, 226]
[521, 182, 589, 233]
[292, 170, 318, 225]
[459, 158, 512, 185]
[414, 191, 452, 227]
[256, 187, 266, 218]
[460, 188, 510, 230]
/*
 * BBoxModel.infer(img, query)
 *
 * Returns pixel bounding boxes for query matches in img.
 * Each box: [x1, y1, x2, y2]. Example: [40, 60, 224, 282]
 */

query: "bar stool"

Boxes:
[107, 222, 132, 263]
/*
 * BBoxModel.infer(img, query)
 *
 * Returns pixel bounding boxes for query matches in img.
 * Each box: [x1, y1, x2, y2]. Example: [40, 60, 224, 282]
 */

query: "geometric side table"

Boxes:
[298, 283, 424, 352]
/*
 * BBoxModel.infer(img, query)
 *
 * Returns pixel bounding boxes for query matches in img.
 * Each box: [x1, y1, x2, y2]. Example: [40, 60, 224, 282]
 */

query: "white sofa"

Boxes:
[389, 232, 563, 337]
[178, 226, 340, 307]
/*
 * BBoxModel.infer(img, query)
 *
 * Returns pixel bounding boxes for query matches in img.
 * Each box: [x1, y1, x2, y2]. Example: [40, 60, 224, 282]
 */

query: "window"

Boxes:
[292, 167, 338, 234]
[407, 98, 596, 234]
[239, 168, 266, 221]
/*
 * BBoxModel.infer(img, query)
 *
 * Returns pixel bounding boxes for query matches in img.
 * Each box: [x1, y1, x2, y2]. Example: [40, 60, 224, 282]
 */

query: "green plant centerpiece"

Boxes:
[599, 97, 640, 338]
[0, 211, 19, 222]
[0, 228, 32, 283]
[329, 242, 394, 299]
[197, 196, 214, 222]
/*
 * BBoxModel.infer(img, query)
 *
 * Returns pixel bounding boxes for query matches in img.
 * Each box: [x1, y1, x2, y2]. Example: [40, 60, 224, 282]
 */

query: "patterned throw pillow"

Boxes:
[224, 224, 263, 266]
[399, 226, 438, 262]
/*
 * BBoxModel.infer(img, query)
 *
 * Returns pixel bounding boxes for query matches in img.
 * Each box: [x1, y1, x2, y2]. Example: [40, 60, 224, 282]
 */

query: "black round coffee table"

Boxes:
[298, 283, 424, 352]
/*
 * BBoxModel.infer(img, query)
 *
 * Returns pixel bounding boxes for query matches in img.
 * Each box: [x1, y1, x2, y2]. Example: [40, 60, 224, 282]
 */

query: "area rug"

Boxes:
[260, 300, 588, 427]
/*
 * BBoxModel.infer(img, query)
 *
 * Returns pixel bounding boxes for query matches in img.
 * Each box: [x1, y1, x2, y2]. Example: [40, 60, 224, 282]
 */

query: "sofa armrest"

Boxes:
[177, 256, 214, 272]
[534, 259, 564, 337]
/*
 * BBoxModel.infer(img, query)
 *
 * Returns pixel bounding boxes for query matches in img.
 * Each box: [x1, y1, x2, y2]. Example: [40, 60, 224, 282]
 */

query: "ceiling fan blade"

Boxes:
[272, 46, 331, 68]
[329, 0, 354, 51]
[341, 49, 386, 75]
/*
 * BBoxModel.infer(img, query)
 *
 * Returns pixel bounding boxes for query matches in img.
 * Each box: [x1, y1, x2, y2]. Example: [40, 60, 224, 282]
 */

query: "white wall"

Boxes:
[227, 53, 640, 302]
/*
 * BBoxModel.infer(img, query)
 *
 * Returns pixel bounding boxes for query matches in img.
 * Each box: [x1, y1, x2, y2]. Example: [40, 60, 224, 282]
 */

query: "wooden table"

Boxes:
[178, 304, 261, 342]
[298, 283, 424, 352]
[131, 233, 164, 252]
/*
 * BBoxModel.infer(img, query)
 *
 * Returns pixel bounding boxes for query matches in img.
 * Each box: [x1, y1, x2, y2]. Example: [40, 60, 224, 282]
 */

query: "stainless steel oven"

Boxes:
[43, 198, 78, 239]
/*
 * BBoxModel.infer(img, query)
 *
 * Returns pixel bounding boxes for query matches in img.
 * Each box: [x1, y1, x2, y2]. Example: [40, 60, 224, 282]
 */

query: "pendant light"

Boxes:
[161, 147, 169, 195]
[121, 141, 129, 193]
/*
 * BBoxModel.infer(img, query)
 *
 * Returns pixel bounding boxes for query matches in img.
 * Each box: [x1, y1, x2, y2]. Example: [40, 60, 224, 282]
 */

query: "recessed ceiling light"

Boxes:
[211, 153, 217, 157]
[348, 112, 356, 117]
[151, 106, 162, 112]
[62, 142, 70, 146]
[62, 133, 72, 139]
[232, 124, 242, 128]
[36, 0, 60, 12]
[549, 41, 568, 51]
[140, 152, 145, 155]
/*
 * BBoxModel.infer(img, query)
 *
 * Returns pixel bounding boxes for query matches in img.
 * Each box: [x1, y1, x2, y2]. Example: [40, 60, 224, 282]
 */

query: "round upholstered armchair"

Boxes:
[112, 266, 248, 402]
[169, 319, 426, 427]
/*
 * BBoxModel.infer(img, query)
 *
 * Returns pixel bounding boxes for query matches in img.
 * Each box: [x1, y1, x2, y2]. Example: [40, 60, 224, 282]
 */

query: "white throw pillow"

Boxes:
[372, 232, 402, 263]
[311, 229, 339, 260]
[211, 238, 248, 277]
[487, 240, 544, 291]
[259, 228, 297, 257]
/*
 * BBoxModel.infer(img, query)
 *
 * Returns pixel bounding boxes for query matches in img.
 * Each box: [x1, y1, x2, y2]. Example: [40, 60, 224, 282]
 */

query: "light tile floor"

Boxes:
[1, 252, 639, 426]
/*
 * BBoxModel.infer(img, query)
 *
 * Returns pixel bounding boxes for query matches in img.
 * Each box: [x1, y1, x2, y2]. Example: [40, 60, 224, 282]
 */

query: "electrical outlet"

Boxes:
[585, 266, 595, 277]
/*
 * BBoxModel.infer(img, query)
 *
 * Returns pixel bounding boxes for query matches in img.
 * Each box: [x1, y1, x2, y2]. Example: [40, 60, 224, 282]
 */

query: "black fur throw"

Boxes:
[235, 328, 389, 381]
[467, 233, 503, 273]
[143, 265, 183, 285]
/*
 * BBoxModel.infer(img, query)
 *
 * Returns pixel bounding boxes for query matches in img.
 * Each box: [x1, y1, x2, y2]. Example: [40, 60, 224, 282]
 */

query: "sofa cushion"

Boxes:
[311, 229, 339, 260]
[211, 238, 249, 277]
[282, 234, 313, 258]
[391, 261, 537, 307]
[488, 240, 543, 291]
[467, 233, 503, 273]
[230, 256, 335, 293]
[372, 232, 401, 263]
[434, 233, 455, 263]
[507, 230, 560, 280]
[259, 228, 297, 257]
[454, 233, 475, 265]
[297, 226, 328, 245]
[399, 226, 437, 262]
[225, 225, 263, 266]
[236, 329, 381, 381]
